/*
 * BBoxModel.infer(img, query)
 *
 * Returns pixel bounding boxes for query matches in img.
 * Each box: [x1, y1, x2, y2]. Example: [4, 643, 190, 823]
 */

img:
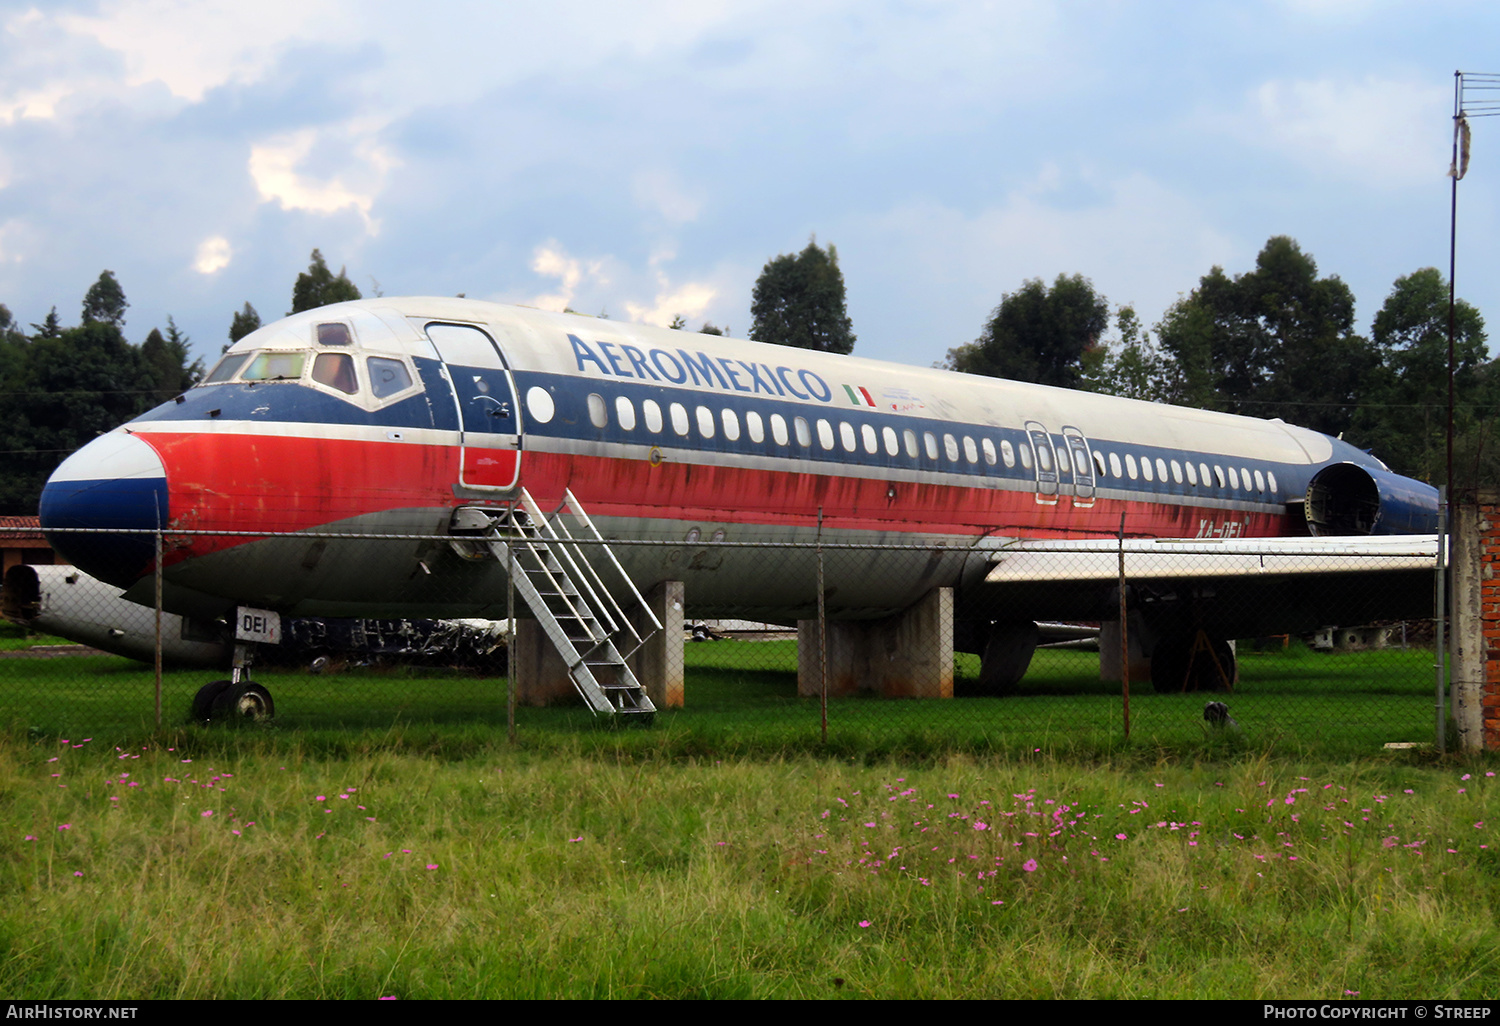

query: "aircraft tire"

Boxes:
[191, 680, 232, 724]
[1149, 632, 1235, 694]
[970, 620, 1039, 696]
[210, 681, 276, 723]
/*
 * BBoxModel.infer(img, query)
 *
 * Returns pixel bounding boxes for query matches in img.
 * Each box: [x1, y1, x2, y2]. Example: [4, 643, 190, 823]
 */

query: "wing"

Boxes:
[964, 535, 1439, 636]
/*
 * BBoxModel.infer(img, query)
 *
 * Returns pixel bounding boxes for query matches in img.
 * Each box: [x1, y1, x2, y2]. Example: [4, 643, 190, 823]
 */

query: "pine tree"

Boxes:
[749, 239, 855, 354]
[289, 249, 361, 314]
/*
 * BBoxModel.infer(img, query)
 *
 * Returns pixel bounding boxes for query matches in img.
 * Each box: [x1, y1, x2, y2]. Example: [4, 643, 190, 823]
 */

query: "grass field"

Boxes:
[1, 628, 1488, 999]
[0, 628, 1445, 757]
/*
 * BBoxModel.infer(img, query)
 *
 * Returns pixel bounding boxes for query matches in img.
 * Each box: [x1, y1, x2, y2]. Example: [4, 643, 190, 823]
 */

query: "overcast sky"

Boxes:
[1, 0, 1497, 371]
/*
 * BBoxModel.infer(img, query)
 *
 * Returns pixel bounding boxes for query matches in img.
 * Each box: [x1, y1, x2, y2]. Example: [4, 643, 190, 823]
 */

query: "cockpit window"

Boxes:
[317, 322, 353, 346]
[204, 352, 251, 384]
[242, 352, 306, 382]
[368, 357, 413, 398]
[312, 352, 358, 395]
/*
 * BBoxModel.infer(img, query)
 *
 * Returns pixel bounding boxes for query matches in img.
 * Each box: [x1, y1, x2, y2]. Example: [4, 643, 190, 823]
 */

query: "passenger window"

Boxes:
[1125, 454, 1138, 480]
[1075, 449, 1090, 476]
[242, 351, 306, 381]
[205, 352, 251, 383]
[587, 393, 608, 428]
[817, 419, 836, 450]
[616, 396, 637, 431]
[1254, 469, 1265, 492]
[1227, 466, 1239, 490]
[863, 424, 879, 455]
[794, 417, 812, 447]
[1092, 451, 1105, 477]
[746, 411, 765, 443]
[1200, 463, 1212, 487]
[312, 353, 357, 394]
[1185, 461, 1198, 486]
[943, 434, 960, 462]
[1171, 460, 1183, 484]
[772, 414, 790, 446]
[368, 357, 412, 398]
[1019, 445, 1033, 470]
[316, 322, 352, 346]
[1213, 465, 1226, 489]
[963, 436, 979, 464]
[696, 406, 715, 439]
[1267, 471, 1278, 494]
[643, 399, 663, 433]
[839, 422, 857, 452]
[526, 387, 555, 424]
[670, 403, 690, 436]
[1001, 439, 1016, 468]
[883, 426, 900, 456]
[924, 432, 939, 461]
[721, 408, 741, 441]
[1035, 442, 1053, 472]
[1155, 458, 1168, 482]
[1141, 457, 1154, 482]
[1109, 452, 1122, 478]
[904, 429, 919, 458]
[984, 439, 999, 467]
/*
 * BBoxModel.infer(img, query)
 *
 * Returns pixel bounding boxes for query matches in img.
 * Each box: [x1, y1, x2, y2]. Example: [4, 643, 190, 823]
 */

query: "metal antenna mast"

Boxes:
[1442, 71, 1500, 750]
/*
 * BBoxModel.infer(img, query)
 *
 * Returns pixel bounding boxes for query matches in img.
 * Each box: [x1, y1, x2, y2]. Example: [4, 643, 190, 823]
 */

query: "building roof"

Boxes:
[0, 516, 46, 543]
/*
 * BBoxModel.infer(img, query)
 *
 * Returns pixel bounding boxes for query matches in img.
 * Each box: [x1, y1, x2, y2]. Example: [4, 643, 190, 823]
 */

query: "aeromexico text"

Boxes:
[568, 334, 836, 402]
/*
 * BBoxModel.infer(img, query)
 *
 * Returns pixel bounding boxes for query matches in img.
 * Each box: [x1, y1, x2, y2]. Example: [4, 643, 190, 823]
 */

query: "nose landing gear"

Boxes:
[191, 640, 276, 724]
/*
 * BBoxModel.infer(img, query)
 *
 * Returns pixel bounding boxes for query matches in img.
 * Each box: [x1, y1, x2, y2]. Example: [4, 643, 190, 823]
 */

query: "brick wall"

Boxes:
[1454, 498, 1498, 751]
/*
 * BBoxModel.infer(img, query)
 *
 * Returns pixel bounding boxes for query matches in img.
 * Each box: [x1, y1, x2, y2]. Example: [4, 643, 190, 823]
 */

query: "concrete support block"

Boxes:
[1455, 502, 1488, 751]
[1099, 612, 1153, 683]
[628, 580, 685, 708]
[797, 587, 953, 699]
[511, 618, 576, 707]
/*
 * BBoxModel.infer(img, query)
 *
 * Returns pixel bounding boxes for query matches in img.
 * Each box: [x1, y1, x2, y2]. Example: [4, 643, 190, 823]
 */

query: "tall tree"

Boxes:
[229, 302, 262, 344]
[31, 307, 61, 338]
[0, 320, 153, 514]
[749, 239, 855, 354]
[289, 249, 361, 314]
[81, 270, 128, 328]
[141, 317, 203, 405]
[945, 274, 1108, 388]
[1153, 236, 1378, 436]
[1350, 268, 1488, 482]
[0, 278, 201, 514]
[1076, 306, 1170, 401]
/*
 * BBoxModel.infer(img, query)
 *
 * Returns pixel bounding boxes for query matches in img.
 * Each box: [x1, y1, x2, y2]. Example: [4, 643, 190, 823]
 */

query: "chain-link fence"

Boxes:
[0, 523, 1444, 750]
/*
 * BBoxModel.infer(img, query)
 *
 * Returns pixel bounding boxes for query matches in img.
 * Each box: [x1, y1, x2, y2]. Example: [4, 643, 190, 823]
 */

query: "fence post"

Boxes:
[153, 527, 163, 729]
[507, 538, 516, 744]
[1437, 486, 1449, 752]
[817, 508, 827, 744]
[1118, 515, 1130, 740]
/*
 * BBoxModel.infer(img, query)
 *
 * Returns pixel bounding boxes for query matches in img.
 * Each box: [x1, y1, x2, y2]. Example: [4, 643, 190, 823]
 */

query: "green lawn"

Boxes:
[0, 636, 1490, 999]
[0, 636, 1443, 759]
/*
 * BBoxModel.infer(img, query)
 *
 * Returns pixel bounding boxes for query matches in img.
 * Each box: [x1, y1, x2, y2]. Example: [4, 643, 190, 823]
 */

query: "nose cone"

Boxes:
[39, 430, 168, 588]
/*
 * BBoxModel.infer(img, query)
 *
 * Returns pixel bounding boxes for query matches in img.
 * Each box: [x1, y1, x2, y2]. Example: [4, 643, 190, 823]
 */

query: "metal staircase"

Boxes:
[450, 488, 659, 720]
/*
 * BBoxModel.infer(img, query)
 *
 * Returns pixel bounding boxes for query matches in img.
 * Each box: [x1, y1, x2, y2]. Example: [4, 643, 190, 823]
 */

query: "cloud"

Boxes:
[632, 169, 703, 225]
[624, 282, 718, 328]
[527, 242, 607, 312]
[523, 240, 719, 328]
[193, 236, 231, 275]
[57, 0, 335, 103]
[1238, 75, 1450, 189]
[849, 169, 1236, 364]
[248, 125, 396, 232]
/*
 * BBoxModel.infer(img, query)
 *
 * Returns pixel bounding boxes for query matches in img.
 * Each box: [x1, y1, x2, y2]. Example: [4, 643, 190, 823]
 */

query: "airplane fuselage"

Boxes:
[38, 297, 1438, 625]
